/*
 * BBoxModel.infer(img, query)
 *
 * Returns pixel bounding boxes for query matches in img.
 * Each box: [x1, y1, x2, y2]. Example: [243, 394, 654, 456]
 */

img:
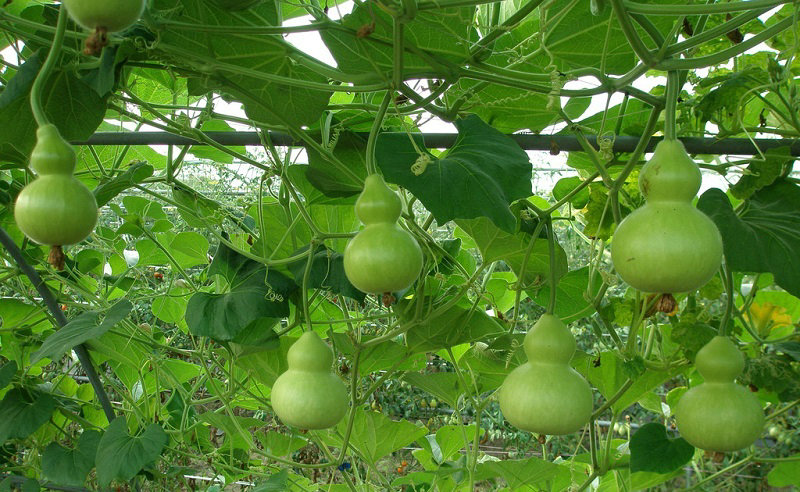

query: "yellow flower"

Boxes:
[746, 302, 793, 337]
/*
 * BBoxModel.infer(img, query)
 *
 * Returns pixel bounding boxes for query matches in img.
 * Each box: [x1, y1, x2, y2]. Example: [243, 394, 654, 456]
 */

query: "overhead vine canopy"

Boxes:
[0, 0, 798, 490]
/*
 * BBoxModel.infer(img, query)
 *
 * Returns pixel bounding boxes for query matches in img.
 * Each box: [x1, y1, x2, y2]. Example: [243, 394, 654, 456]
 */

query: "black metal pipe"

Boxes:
[0, 228, 117, 423]
[74, 131, 800, 156]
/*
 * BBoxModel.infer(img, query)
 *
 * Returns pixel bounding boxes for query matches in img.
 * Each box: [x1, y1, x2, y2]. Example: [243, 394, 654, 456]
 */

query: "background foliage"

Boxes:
[0, 0, 799, 490]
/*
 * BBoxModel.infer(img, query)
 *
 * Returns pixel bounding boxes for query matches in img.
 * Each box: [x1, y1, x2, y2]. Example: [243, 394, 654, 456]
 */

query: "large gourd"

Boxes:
[675, 336, 764, 452]
[498, 314, 593, 435]
[270, 331, 348, 430]
[344, 174, 423, 294]
[14, 125, 98, 268]
[611, 140, 722, 293]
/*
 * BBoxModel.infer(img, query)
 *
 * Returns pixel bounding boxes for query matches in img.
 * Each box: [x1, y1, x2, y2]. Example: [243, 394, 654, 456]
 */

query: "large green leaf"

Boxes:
[152, 0, 331, 127]
[543, 0, 673, 75]
[0, 53, 106, 164]
[533, 267, 603, 323]
[287, 245, 365, 302]
[31, 301, 133, 364]
[0, 388, 57, 445]
[456, 218, 568, 285]
[95, 417, 168, 487]
[403, 372, 462, 408]
[630, 423, 694, 473]
[93, 162, 154, 207]
[697, 180, 800, 298]
[0, 361, 17, 390]
[321, 3, 476, 75]
[400, 299, 506, 353]
[42, 430, 102, 487]
[767, 455, 800, 487]
[474, 457, 562, 488]
[186, 243, 295, 342]
[331, 334, 425, 374]
[574, 351, 680, 413]
[325, 408, 428, 463]
[378, 116, 532, 232]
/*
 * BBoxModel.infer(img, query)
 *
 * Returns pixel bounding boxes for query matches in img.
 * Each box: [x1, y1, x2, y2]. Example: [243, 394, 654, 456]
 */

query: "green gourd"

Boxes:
[675, 336, 764, 452]
[343, 174, 423, 294]
[14, 125, 98, 248]
[611, 140, 723, 293]
[270, 331, 348, 430]
[498, 314, 593, 435]
[62, 0, 146, 33]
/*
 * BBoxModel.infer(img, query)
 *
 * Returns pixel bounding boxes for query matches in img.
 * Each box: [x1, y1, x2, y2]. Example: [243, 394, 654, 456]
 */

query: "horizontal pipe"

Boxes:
[74, 132, 800, 156]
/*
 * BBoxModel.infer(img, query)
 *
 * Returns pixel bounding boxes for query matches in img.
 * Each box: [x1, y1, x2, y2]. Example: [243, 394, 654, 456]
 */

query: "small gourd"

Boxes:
[675, 336, 764, 452]
[270, 331, 348, 430]
[14, 125, 98, 269]
[343, 174, 423, 294]
[498, 314, 593, 435]
[611, 140, 723, 293]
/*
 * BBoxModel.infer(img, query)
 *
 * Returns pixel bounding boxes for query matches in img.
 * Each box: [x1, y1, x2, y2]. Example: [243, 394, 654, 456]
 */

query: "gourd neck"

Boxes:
[355, 174, 402, 225]
[639, 140, 701, 204]
[30, 124, 77, 176]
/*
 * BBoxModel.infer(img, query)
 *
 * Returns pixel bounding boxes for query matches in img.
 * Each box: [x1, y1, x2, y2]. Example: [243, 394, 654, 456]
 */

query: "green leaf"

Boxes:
[400, 299, 506, 353]
[95, 417, 168, 487]
[403, 372, 462, 408]
[629, 423, 694, 473]
[255, 432, 307, 457]
[190, 119, 246, 163]
[553, 177, 591, 208]
[93, 162, 154, 207]
[0, 53, 106, 164]
[42, 430, 102, 487]
[474, 457, 561, 488]
[456, 217, 568, 286]
[695, 67, 770, 125]
[172, 185, 224, 228]
[697, 180, 800, 297]
[304, 130, 367, 197]
[575, 351, 680, 413]
[0, 361, 17, 390]
[729, 148, 792, 200]
[0, 388, 57, 445]
[321, 4, 476, 75]
[328, 408, 428, 463]
[331, 334, 425, 374]
[153, 0, 331, 127]
[669, 321, 716, 361]
[533, 267, 603, 323]
[252, 469, 289, 492]
[287, 245, 366, 302]
[767, 456, 800, 487]
[186, 242, 295, 342]
[31, 301, 133, 364]
[377, 115, 533, 233]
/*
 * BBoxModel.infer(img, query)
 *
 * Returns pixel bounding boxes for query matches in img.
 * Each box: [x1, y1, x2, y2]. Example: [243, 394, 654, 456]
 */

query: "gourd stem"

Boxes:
[545, 218, 558, 314]
[718, 264, 734, 337]
[30, 5, 70, 128]
[365, 92, 392, 176]
[663, 70, 681, 141]
[0, 226, 116, 423]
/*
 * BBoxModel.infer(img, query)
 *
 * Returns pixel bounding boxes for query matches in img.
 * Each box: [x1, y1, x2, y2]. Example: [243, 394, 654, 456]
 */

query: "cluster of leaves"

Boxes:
[0, 0, 799, 490]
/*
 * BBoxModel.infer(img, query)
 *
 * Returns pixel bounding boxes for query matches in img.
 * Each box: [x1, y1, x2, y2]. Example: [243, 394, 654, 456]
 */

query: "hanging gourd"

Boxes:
[14, 125, 98, 270]
[675, 336, 764, 452]
[498, 314, 594, 435]
[344, 174, 423, 294]
[611, 139, 723, 293]
[270, 331, 349, 430]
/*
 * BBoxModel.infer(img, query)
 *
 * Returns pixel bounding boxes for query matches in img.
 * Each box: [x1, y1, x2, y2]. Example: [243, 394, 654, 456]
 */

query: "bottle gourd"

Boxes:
[270, 331, 348, 430]
[498, 314, 593, 435]
[675, 336, 764, 452]
[611, 140, 723, 293]
[14, 125, 98, 269]
[344, 174, 423, 294]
